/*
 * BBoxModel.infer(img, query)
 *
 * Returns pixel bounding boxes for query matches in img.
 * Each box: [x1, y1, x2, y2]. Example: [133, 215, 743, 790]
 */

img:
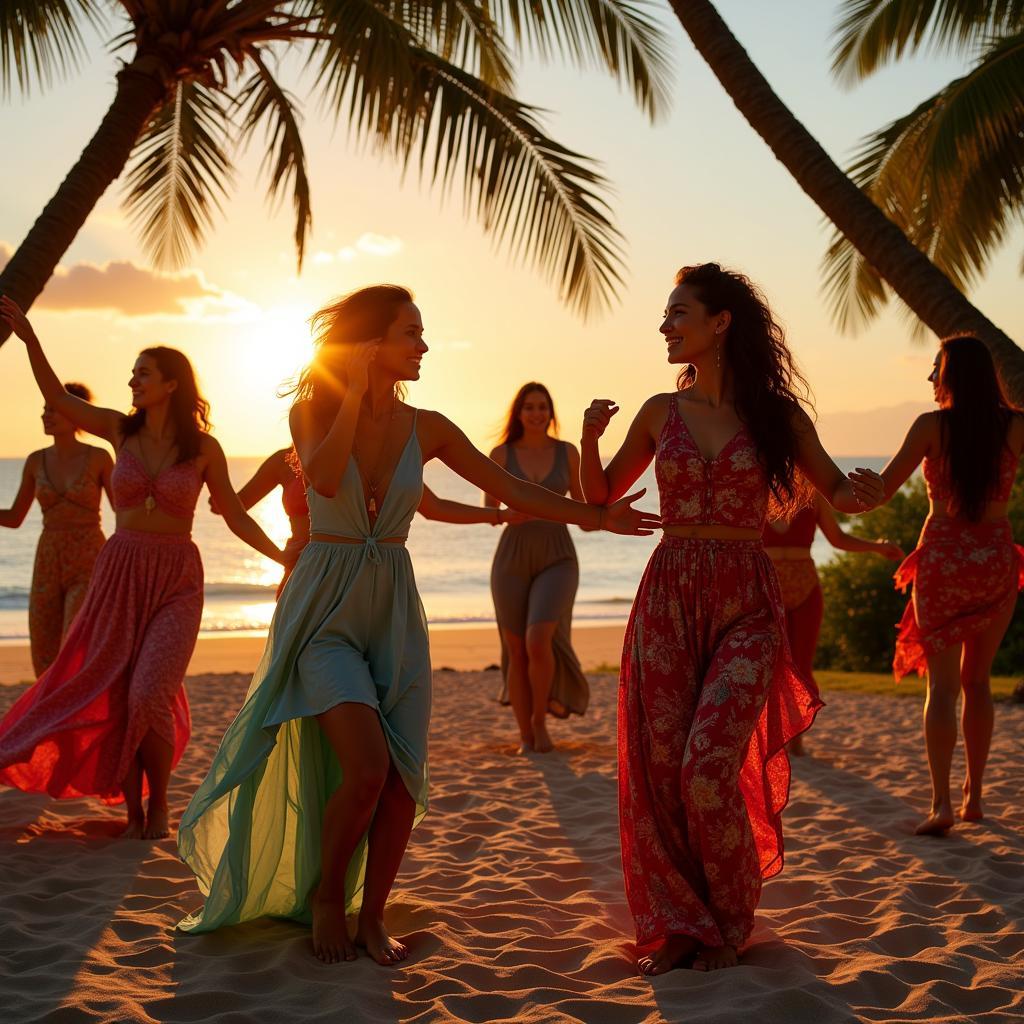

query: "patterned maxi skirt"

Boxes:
[0, 529, 203, 803]
[619, 537, 822, 952]
[893, 517, 1024, 680]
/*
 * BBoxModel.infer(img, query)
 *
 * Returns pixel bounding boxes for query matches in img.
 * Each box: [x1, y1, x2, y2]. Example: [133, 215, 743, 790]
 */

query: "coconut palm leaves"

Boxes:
[0, 0, 673, 323]
[825, 0, 1024, 330]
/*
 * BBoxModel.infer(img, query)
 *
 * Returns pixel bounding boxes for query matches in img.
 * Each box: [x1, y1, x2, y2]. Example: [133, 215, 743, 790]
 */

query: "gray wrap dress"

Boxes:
[490, 441, 589, 717]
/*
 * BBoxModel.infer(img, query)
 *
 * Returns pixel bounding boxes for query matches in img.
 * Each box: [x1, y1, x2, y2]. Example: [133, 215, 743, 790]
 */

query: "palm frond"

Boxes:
[831, 0, 1024, 84]
[494, 0, 673, 119]
[122, 80, 234, 269]
[0, 0, 104, 97]
[234, 51, 313, 270]
[396, 49, 626, 317]
[823, 31, 1024, 331]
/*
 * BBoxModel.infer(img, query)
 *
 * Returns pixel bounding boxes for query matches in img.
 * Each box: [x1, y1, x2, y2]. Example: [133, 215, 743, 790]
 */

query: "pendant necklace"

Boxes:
[138, 431, 175, 515]
[356, 392, 398, 521]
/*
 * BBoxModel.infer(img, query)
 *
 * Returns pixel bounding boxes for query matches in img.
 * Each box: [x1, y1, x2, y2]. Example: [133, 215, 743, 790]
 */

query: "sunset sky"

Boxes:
[2, 1, 1021, 459]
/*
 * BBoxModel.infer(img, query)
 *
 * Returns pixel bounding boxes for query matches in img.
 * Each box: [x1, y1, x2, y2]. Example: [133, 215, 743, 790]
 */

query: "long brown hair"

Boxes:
[498, 382, 559, 446]
[674, 263, 812, 511]
[936, 335, 1016, 521]
[121, 347, 211, 463]
[289, 285, 414, 418]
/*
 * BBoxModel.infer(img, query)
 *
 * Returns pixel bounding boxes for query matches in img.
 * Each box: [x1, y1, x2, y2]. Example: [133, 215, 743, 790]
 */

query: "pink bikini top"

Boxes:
[657, 395, 768, 531]
[923, 446, 1017, 504]
[763, 505, 817, 547]
[111, 447, 202, 520]
[281, 448, 309, 518]
[36, 450, 102, 530]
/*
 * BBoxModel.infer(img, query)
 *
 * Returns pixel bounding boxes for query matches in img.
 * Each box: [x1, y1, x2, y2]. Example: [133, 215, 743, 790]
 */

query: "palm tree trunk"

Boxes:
[668, 0, 1024, 403]
[0, 58, 167, 346]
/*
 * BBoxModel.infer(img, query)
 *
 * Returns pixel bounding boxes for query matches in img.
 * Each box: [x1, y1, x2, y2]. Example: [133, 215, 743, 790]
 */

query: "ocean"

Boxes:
[0, 455, 888, 642]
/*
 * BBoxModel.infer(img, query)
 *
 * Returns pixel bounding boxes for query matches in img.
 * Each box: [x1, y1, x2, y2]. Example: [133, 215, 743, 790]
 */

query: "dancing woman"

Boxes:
[881, 336, 1023, 835]
[486, 382, 590, 753]
[177, 285, 656, 965]
[580, 263, 884, 974]
[0, 383, 114, 675]
[0, 296, 284, 839]
[764, 495, 904, 754]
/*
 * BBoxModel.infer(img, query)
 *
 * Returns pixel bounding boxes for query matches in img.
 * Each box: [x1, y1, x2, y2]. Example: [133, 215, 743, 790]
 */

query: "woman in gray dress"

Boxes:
[486, 382, 592, 753]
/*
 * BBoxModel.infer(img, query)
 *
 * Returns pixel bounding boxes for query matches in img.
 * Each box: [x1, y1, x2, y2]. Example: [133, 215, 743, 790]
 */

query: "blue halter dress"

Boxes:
[178, 413, 430, 931]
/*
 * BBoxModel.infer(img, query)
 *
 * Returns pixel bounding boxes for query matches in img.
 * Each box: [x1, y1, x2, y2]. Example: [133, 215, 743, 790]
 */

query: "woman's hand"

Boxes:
[582, 399, 618, 443]
[0, 296, 38, 343]
[499, 508, 532, 526]
[340, 339, 380, 396]
[875, 540, 905, 561]
[848, 468, 884, 511]
[600, 488, 660, 535]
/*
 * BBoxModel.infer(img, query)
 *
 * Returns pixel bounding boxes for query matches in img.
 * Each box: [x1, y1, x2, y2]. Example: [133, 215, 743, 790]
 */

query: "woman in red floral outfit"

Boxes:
[580, 264, 884, 974]
[882, 336, 1023, 836]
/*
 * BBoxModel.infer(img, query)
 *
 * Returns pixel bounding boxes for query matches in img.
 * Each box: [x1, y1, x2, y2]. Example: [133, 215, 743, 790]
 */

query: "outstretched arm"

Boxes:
[417, 485, 526, 525]
[580, 397, 659, 505]
[0, 297, 123, 445]
[424, 413, 659, 535]
[879, 413, 935, 499]
[794, 410, 884, 513]
[211, 449, 285, 514]
[815, 495, 904, 560]
[201, 436, 286, 563]
[0, 454, 37, 528]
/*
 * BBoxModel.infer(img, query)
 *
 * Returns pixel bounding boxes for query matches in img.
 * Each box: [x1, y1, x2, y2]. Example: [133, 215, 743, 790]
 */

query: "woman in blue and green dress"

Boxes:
[177, 285, 659, 965]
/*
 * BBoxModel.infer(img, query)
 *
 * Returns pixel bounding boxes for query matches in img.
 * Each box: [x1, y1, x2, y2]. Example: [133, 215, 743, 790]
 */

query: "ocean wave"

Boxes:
[0, 581, 277, 612]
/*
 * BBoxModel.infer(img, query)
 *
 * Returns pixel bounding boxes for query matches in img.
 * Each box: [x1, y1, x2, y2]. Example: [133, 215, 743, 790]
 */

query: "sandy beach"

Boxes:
[1, 665, 1022, 1023]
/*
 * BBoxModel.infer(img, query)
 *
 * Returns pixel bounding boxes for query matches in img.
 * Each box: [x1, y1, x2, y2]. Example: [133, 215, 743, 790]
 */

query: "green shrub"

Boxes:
[817, 475, 1024, 675]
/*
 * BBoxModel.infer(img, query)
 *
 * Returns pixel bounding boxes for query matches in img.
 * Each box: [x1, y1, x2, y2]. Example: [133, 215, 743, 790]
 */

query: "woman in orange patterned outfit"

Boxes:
[881, 336, 1023, 836]
[0, 383, 114, 675]
[581, 264, 884, 974]
[764, 496, 904, 754]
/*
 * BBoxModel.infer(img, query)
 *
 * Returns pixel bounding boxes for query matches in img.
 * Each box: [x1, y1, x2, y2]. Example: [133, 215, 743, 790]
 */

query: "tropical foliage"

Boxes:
[824, 0, 1024, 332]
[0, 0, 672, 330]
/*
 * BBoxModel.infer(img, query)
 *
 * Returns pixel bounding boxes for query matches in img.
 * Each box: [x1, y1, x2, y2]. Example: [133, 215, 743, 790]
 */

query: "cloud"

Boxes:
[0, 243, 227, 316]
[311, 233, 403, 265]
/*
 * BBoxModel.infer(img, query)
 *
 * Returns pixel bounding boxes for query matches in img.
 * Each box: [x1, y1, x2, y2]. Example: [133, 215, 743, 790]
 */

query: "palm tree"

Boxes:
[823, 1, 1024, 336]
[0, 0, 672, 339]
[665, 0, 1024, 401]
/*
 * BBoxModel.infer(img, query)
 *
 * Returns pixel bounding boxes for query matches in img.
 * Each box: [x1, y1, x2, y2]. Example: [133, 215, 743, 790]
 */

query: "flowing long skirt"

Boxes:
[774, 559, 824, 682]
[619, 538, 821, 952]
[0, 529, 202, 803]
[893, 517, 1024, 679]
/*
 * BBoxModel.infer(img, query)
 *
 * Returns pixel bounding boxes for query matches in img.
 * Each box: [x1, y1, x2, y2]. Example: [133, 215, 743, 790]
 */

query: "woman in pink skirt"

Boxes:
[0, 296, 284, 839]
[581, 263, 884, 974]
[882, 336, 1023, 835]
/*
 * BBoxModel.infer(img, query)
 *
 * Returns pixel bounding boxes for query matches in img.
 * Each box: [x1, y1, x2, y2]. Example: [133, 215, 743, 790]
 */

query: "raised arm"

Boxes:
[481, 445, 505, 510]
[565, 443, 597, 531]
[201, 436, 286, 563]
[0, 453, 38, 528]
[0, 297, 123, 444]
[417, 484, 526, 525]
[815, 494, 904, 560]
[794, 409, 884, 513]
[879, 413, 936, 499]
[211, 449, 286, 514]
[422, 412, 659, 535]
[580, 397, 659, 505]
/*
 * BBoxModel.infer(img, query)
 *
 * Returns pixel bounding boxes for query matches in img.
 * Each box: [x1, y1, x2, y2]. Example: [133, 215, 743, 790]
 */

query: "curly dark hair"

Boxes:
[120, 347, 211, 463]
[674, 263, 813, 512]
[935, 335, 1018, 522]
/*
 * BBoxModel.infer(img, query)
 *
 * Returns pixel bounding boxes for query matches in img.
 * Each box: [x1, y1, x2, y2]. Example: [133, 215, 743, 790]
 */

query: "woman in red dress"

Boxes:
[764, 496, 904, 754]
[881, 336, 1023, 836]
[580, 263, 884, 974]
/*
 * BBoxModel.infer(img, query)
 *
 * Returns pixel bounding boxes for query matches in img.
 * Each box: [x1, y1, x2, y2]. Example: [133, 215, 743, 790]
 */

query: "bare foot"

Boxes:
[516, 740, 534, 755]
[312, 893, 356, 963]
[119, 816, 146, 839]
[356, 916, 408, 966]
[788, 734, 807, 757]
[694, 944, 739, 971]
[142, 803, 171, 840]
[958, 800, 984, 822]
[638, 934, 699, 975]
[532, 720, 553, 754]
[914, 806, 955, 836]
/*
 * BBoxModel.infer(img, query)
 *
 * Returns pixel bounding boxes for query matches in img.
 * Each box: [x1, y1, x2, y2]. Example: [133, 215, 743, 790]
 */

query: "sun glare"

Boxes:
[237, 307, 315, 400]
